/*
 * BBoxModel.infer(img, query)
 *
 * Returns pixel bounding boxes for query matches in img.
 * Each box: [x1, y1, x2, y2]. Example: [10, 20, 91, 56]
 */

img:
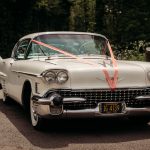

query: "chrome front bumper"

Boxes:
[32, 97, 150, 118]
[32, 88, 150, 118]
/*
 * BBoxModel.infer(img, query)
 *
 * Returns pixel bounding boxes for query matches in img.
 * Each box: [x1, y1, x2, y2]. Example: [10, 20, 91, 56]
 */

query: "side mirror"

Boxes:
[15, 46, 26, 59]
[18, 46, 26, 54]
[145, 47, 150, 62]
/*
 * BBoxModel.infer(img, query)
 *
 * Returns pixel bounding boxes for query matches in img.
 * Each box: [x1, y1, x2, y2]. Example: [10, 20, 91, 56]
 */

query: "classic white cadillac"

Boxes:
[0, 32, 150, 129]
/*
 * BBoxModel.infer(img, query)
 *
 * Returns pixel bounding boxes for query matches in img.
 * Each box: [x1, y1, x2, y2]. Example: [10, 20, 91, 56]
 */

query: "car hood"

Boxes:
[40, 58, 148, 89]
[12, 57, 149, 89]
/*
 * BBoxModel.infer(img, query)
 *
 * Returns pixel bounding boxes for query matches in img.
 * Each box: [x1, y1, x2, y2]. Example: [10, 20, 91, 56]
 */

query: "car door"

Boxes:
[5, 39, 31, 102]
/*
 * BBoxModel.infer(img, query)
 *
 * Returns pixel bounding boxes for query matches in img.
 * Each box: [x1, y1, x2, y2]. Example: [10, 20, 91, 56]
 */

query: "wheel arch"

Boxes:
[21, 80, 32, 110]
[0, 83, 2, 90]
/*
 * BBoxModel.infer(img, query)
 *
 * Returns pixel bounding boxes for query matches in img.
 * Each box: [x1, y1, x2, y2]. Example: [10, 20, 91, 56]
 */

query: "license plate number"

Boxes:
[99, 102, 124, 114]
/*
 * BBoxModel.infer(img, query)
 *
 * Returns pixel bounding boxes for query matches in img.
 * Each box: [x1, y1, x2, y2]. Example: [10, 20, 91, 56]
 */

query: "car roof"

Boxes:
[19, 31, 108, 41]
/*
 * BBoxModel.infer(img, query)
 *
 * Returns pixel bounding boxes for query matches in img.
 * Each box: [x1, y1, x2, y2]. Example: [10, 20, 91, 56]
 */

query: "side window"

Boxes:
[27, 43, 44, 58]
[26, 42, 48, 59]
[14, 39, 30, 60]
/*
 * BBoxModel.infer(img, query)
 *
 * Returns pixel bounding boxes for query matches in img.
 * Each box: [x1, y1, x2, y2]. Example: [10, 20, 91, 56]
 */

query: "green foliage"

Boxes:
[0, 0, 150, 61]
[69, 0, 96, 32]
[96, 0, 150, 61]
[34, 0, 49, 9]
[0, 0, 70, 58]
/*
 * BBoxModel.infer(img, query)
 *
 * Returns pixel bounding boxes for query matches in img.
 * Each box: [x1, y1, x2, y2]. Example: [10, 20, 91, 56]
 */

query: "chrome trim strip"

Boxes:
[135, 95, 150, 101]
[0, 72, 7, 78]
[33, 98, 52, 105]
[44, 87, 150, 98]
[12, 70, 41, 77]
[33, 97, 87, 104]
[63, 97, 87, 103]
[46, 87, 150, 92]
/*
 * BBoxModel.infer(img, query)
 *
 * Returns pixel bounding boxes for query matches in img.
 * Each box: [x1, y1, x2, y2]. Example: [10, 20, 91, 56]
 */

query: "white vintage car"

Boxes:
[0, 32, 150, 129]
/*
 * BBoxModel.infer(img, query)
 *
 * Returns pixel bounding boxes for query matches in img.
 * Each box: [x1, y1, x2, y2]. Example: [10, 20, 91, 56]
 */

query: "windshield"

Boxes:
[26, 34, 109, 58]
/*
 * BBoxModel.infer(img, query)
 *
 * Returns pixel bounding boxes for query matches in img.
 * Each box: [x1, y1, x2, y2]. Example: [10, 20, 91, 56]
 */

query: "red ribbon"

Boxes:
[31, 39, 118, 91]
[103, 42, 118, 90]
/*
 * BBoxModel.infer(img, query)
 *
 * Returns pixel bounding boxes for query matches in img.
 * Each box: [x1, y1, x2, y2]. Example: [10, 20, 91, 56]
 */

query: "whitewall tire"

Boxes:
[30, 93, 43, 130]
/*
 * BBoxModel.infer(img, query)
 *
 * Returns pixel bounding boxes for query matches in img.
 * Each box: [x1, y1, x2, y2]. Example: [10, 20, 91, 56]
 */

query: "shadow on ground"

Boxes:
[0, 99, 150, 149]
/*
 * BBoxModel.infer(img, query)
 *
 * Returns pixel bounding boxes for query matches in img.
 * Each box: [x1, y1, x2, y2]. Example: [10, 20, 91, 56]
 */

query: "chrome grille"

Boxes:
[49, 88, 150, 110]
[1, 80, 6, 93]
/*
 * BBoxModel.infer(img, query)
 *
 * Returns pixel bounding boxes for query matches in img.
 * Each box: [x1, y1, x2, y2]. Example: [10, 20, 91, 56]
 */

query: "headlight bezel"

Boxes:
[43, 71, 56, 83]
[41, 69, 69, 84]
[56, 71, 69, 84]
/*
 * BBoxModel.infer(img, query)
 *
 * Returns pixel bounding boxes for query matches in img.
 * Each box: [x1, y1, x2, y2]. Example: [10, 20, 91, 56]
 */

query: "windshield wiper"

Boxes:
[51, 54, 68, 57]
[47, 54, 75, 59]
[78, 54, 106, 57]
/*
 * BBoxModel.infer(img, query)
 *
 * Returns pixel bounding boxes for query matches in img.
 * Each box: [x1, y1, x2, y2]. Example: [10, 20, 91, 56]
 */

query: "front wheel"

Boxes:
[30, 95, 44, 130]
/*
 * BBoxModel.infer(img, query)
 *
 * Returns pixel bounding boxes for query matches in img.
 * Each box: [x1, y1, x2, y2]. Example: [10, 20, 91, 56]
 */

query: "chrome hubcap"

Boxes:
[30, 98, 38, 126]
[32, 105, 38, 121]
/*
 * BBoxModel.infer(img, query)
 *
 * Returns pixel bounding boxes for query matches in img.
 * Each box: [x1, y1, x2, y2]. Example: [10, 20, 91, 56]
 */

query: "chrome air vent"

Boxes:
[1, 80, 7, 93]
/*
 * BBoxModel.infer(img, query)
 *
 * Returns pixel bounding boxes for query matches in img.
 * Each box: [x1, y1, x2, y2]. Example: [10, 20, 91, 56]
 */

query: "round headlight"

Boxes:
[147, 71, 150, 81]
[57, 71, 68, 84]
[44, 71, 56, 83]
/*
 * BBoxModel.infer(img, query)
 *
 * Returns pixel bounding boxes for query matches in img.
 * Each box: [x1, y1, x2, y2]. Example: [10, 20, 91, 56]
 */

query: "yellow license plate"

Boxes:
[99, 102, 123, 114]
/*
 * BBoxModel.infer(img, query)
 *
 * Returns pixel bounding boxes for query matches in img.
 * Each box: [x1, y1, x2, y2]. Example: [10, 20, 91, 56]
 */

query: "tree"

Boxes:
[0, 0, 150, 60]
[69, 0, 96, 32]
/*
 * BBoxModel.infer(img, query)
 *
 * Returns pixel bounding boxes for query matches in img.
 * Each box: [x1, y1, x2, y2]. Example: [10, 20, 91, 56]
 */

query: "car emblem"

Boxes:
[96, 76, 124, 82]
[110, 77, 115, 80]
